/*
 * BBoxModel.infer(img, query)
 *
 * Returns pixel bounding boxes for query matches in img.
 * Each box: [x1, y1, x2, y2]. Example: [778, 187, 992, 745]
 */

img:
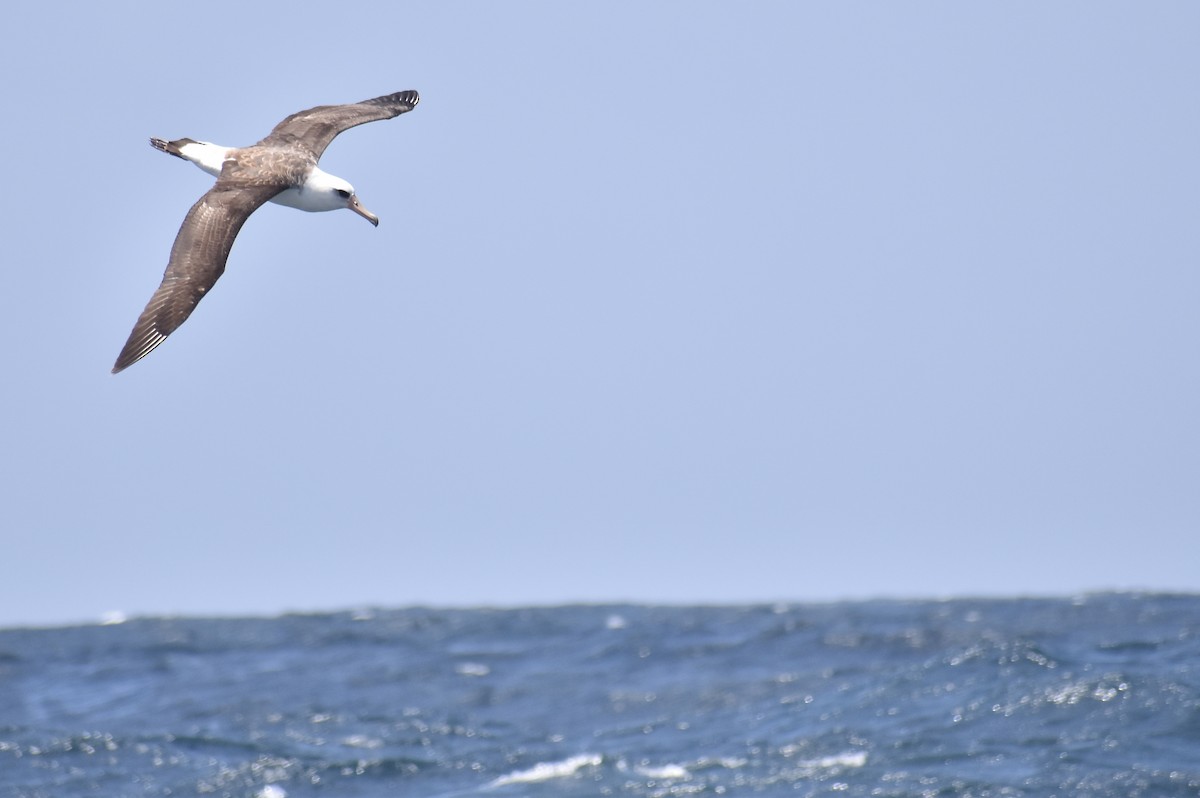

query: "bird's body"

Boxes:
[112, 90, 420, 373]
[150, 138, 362, 214]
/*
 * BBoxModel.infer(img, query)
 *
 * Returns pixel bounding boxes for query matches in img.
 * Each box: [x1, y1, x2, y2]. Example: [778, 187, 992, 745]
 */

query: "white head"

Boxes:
[325, 174, 380, 227]
[296, 168, 380, 226]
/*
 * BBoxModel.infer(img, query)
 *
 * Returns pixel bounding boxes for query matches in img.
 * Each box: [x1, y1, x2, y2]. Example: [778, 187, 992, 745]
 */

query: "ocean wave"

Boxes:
[489, 753, 603, 787]
[4, 597, 1198, 798]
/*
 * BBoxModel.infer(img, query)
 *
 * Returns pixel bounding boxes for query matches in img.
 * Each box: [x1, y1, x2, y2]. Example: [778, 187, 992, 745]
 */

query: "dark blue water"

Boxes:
[1, 594, 1198, 797]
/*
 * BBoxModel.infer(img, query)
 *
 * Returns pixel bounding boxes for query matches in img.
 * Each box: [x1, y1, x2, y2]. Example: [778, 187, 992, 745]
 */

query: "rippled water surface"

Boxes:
[2, 594, 1198, 796]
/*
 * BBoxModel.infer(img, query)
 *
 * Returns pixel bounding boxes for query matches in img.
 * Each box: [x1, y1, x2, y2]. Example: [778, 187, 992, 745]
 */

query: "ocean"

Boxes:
[1, 594, 1197, 797]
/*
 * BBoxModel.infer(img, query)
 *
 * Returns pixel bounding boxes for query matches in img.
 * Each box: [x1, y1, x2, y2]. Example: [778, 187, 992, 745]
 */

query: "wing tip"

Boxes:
[375, 90, 420, 112]
[111, 329, 169, 374]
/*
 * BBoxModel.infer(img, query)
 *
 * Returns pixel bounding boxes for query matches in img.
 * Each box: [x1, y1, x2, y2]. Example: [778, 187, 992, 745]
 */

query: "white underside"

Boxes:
[270, 184, 336, 212]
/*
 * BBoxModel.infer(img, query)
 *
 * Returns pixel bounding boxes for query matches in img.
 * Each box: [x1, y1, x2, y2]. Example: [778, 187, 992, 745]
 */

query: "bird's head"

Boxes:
[330, 181, 379, 227]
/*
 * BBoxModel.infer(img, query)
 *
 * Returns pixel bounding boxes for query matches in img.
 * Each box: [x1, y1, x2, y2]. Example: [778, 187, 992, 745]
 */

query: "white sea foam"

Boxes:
[341, 734, 382, 749]
[490, 753, 602, 786]
[800, 751, 867, 769]
[455, 662, 491, 677]
[605, 614, 628, 630]
[636, 763, 689, 780]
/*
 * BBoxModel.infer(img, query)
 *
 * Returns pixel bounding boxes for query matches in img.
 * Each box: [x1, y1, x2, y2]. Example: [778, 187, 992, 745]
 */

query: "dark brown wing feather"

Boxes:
[111, 183, 282, 373]
[258, 90, 420, 159]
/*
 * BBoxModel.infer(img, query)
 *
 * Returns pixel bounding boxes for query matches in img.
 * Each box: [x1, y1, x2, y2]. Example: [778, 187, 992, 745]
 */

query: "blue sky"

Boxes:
[2, 3, 1197, 627]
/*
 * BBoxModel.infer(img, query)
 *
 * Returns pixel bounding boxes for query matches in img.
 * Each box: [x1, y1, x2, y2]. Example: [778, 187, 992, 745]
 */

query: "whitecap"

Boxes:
[800, 751, 867, 769]
[455, 662, 491, 677]
[341, 734, 382, 749]
[636, 763, 689, 780]
[490, 753, 602, 786]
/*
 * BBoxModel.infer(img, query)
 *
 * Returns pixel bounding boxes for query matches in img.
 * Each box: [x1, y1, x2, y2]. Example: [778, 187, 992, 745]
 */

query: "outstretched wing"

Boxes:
[112, 183, 282, 373]
[258, 90, 420, 159]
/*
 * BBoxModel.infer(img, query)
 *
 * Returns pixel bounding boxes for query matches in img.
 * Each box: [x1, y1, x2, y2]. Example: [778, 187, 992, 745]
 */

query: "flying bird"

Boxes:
[112, 90, 420, 373]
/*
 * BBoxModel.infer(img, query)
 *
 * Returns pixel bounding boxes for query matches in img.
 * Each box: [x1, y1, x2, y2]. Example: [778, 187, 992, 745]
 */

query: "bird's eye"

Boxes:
[335, 188, 351, 199]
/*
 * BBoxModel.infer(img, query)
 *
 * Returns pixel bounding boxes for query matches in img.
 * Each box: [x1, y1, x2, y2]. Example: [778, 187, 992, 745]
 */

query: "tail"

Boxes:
[149, 137, 196, 159]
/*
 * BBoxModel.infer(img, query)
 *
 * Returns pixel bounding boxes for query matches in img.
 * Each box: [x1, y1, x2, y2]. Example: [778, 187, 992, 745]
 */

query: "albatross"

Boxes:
[111, 89, 420, 373]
